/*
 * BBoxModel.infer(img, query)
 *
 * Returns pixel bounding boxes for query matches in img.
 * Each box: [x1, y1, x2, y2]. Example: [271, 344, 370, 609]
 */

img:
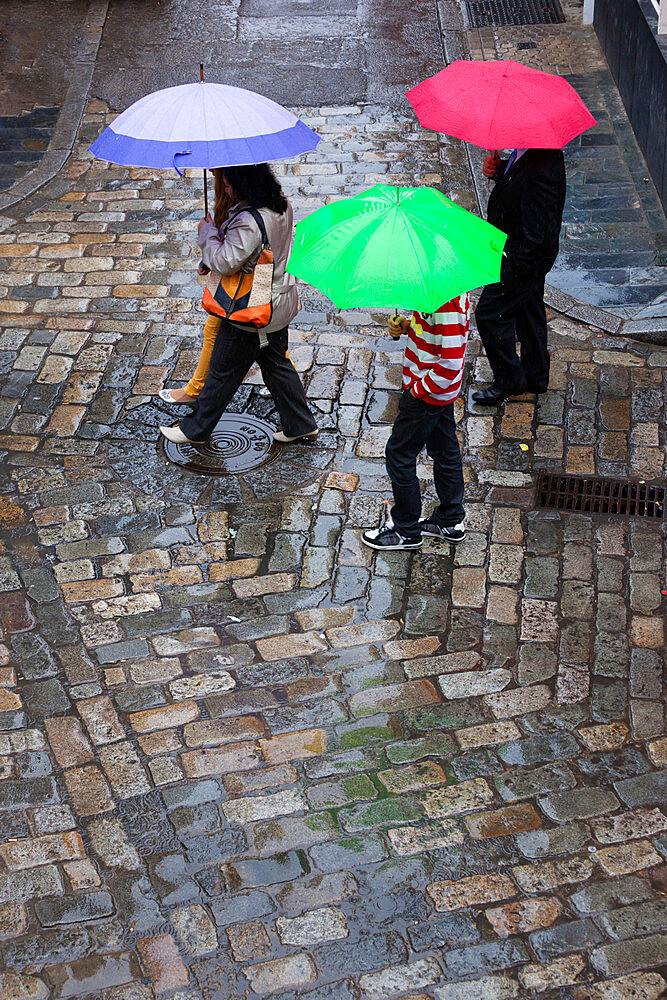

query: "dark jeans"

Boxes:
[385, 389, 465, 538]
[180, 318, 317, 442]
[475, 274, 550, 392]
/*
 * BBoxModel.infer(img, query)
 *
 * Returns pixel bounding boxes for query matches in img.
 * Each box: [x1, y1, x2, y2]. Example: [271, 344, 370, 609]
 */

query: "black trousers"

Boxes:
[385, 389, 465, 538]
[180, 318, 317, 442]
[475, 273, 550, 392]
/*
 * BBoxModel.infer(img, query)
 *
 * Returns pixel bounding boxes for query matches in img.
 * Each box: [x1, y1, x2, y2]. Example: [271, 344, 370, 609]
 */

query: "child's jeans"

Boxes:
[385, 389, 465, 538]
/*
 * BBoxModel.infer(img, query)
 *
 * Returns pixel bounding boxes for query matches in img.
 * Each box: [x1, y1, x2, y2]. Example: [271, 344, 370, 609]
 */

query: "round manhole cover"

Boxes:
[161, 413, 279, 476]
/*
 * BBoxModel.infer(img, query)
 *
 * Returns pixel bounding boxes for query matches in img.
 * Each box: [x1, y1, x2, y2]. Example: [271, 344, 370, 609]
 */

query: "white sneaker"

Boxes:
[160, 425, 200, 444]
[158, 388, 197, 405]
[273, 428, 319, 444]
[419, 517, 466, 543]
[362, 524, 422, 550]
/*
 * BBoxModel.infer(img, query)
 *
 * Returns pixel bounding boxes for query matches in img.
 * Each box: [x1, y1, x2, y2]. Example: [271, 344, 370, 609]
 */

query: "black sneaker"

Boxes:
[362, 524, 422, 551]
[419, 517, 466, 543]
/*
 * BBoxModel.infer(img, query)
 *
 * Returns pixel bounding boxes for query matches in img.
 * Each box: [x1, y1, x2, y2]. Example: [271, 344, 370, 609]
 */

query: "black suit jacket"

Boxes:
[487, 148, 566, 284]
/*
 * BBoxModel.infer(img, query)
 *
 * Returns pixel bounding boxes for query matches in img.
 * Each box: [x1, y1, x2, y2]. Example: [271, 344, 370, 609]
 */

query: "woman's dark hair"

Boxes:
[221, 163, 288, 214]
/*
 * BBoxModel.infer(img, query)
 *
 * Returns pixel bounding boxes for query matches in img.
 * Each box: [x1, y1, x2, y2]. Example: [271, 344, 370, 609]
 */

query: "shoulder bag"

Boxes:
[201, 207, 274, 329]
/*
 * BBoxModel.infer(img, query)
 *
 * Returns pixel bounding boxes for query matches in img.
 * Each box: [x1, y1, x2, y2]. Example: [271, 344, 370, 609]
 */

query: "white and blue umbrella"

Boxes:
[89, 81, 320, 173]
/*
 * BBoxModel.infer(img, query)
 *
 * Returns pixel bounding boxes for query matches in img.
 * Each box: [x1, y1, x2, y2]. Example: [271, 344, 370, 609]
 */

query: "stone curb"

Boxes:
[0, 0, 109, 213]
[545, 288, 665, 347]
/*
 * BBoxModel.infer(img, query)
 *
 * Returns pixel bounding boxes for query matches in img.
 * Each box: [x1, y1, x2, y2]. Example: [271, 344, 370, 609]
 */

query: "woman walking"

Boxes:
[160, 164, 318, 445]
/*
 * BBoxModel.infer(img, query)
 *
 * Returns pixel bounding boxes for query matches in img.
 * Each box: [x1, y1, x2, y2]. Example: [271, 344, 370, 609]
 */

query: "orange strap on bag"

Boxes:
[201, 207, 274, 329]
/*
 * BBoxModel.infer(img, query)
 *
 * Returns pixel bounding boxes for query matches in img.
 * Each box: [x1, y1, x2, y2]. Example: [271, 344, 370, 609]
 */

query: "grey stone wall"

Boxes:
[594, 0, 667, 208]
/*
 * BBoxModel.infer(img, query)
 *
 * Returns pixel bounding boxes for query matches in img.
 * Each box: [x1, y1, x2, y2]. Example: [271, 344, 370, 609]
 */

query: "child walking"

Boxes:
[362, 293, 470, 551]
[158, 175, 232, 405]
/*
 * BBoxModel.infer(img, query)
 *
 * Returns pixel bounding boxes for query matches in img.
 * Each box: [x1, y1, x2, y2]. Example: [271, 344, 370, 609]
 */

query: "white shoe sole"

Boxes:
[273, 429, 319, 444]
[421, 526, 466, 543]
[362, 535, 422, 551]
[160, 425, 200, 445]
[158, 389, 197, 405]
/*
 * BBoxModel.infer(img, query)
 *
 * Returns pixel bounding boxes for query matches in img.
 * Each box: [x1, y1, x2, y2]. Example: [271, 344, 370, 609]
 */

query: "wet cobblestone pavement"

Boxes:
[0, 1, 89, 192]
[0, 108, 61, 193]
[0, 1, 666, 998]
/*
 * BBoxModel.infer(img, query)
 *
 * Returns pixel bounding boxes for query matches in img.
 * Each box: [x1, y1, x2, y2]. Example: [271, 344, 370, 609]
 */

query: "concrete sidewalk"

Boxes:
[0, 0, 89, 192]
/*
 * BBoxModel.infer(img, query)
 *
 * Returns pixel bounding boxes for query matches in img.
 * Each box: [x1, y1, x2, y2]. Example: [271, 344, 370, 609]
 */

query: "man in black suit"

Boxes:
[473, 148, 566, 405]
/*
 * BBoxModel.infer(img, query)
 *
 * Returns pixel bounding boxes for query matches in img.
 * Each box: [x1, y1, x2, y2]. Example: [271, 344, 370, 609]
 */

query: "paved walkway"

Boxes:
[3, 0, 666, 314]
[0, 2, 666, 999]
[0, 108, 60, 194]
[0, 1, 89, 191]
[450, 0, 667, 315]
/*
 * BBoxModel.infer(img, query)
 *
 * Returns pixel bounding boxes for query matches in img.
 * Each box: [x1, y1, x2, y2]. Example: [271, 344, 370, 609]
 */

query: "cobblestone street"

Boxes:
[0, 1, 666, 999]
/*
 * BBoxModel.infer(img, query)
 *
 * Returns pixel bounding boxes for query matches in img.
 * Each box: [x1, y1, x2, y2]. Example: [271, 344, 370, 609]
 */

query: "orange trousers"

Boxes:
[184, 314, 221, 396]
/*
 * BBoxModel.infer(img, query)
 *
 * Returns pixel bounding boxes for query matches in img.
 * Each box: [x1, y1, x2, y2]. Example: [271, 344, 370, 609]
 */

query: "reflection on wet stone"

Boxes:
[0, 4, 665, 996]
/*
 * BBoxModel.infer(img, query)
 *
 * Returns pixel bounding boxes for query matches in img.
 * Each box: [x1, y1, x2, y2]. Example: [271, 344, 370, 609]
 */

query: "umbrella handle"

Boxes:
[199, 65, 209, 217]
[487, 149, 499, 192]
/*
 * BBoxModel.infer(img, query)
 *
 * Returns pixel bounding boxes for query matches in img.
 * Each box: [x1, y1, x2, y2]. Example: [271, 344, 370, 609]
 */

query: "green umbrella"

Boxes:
[287, 184, 507, 313]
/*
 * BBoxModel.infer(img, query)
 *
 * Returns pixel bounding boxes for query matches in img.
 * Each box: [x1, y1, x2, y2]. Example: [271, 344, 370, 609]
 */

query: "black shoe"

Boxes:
[362, 523, 422, 551]
[472, 382, 514, 405]
[419, 517, 466, 543]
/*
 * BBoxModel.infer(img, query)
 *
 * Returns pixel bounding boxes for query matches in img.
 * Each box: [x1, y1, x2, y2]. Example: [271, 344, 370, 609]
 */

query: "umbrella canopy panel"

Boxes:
[89, 81, 320, 170]
[406, 59, 596, 150]
[287, 185, 507, 313]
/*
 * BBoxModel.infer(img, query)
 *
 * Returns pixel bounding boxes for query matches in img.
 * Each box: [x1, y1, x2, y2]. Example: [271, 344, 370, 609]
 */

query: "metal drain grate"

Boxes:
[465, 0, 565, 27]
[537, 472, 665, 519]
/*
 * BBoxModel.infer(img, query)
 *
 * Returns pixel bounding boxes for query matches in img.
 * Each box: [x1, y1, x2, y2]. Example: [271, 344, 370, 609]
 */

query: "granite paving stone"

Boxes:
[590, 934, 667, 977]
[568, 874, 655, 916]
[572, 972, 667, 1000]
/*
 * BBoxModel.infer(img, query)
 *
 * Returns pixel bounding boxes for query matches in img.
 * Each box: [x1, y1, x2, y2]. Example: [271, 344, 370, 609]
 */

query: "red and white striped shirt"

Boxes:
[403, 293, 470, 406]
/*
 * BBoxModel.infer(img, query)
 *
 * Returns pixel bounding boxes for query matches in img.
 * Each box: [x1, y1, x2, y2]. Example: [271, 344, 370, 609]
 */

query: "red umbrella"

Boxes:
[406, 59, 596, 150]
